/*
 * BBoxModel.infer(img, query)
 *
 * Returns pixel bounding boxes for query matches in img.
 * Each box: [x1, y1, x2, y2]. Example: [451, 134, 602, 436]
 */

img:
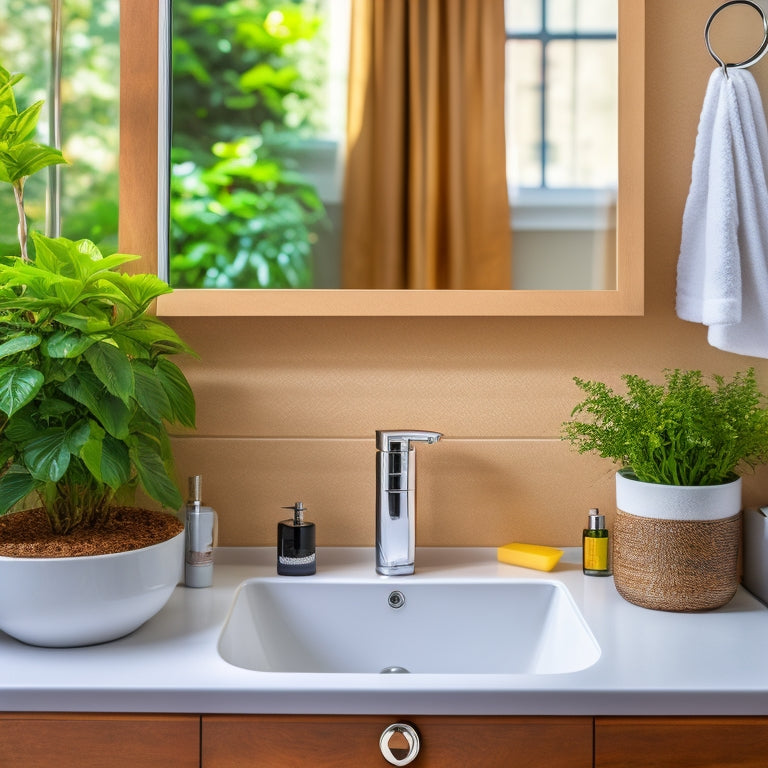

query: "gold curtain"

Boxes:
[342, 0, 512, 290]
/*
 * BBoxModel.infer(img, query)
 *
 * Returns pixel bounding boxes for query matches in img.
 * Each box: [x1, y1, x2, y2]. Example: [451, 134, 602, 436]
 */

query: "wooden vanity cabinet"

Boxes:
[595, 717, 768, 768]
[7, 712, 768, 765]
[201, 714, 593, 767]
[0, 713, 200, 768]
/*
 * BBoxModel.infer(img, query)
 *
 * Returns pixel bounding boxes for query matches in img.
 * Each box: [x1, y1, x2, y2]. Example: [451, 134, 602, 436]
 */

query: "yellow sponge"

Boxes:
[497, 542, 564, 572]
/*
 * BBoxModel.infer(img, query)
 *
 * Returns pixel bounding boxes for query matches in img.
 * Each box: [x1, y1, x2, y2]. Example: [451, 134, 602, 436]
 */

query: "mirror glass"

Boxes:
[160, 0, 626, 295]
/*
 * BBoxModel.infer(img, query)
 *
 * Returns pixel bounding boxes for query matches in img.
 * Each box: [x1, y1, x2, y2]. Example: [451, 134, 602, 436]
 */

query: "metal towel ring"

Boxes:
[705, 0, 768, 77]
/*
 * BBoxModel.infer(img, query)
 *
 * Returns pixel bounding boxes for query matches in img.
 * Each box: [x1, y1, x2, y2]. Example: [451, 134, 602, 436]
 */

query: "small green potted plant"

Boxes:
[0, 64, 196, 646]
[562, 368, 768, 611]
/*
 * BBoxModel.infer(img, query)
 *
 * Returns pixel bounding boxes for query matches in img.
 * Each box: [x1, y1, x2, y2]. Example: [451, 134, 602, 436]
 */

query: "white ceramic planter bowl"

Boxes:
[0, 530, 184, 647]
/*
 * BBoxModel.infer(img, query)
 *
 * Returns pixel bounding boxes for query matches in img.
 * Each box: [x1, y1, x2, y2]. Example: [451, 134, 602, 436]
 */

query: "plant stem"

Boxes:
[13, 180, 29, 262]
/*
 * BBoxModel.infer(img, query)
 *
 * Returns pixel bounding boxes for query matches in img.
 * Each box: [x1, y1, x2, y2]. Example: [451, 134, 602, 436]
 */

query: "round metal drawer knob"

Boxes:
[379, 722, 421, 766]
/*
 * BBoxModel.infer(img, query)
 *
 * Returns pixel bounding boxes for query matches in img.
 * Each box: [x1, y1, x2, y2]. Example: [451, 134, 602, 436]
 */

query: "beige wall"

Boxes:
[162, 0, 768, 548]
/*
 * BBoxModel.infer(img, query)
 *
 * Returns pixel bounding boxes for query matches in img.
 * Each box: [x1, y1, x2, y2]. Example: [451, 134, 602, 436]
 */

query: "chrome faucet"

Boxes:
[376, 429, 442, 576]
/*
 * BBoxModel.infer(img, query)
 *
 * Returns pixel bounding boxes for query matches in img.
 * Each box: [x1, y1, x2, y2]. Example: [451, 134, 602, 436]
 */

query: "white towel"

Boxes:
[677, 67, 768, 357]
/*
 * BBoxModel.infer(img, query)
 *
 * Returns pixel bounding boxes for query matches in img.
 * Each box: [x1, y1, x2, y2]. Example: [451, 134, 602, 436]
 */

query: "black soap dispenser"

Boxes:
[277, 502, 316, 576]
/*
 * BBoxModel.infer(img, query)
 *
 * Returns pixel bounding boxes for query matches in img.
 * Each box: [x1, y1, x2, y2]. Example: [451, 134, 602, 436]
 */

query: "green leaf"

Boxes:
[0, 365, 44, 416]
[154, 359, 196, 428]
[31, 234, 139, 282]
[80, 422, 131, 489]
[132, 361, 171, 422]
[0, 468, 38, 514]
[66, 420, 91, 454]
[0, 334, 40, 360]
[79, 420, 105, 481]
[129, 435, 183, 509]
[0, 257, 69, 296]
[31, 233, 92, 281]
[93, 396, 133, 441]
[131, 411, 174, 460]
[0, 66, 23, 100]
[22, 428, 70, 482]
[239, 63, 299, 93]
[59, 368, 132, 440]
[4, 411, 38, 444]
[99, 435, 132, 489]
[7, 100, 43, 144]
[0, 290, 62, 316]
[97, 271, 173, 311]
[44, 330, 97, 359]
[117, 317, 196, 357]
[0, 441, 14, 467]
[0, 141, 67, 184]
[37, 397, 74, 417]
[45, 356, 77, 384]
[55, 312, 113, 334]
[84, 341, 135, 403]
[86, 250, 142, 274]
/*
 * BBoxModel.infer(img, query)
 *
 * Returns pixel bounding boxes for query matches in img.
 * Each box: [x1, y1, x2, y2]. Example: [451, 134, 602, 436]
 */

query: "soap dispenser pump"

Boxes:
[277, 502, 316, 576]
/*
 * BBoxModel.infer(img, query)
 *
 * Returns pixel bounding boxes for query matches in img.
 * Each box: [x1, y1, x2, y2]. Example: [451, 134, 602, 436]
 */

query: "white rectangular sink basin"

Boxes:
[218, 578, 600, 675]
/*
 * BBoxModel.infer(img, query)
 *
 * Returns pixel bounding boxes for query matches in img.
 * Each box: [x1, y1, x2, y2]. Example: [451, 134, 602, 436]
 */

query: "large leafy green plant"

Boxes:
[562, 369, 768, 486]
[0, 64, 195, 534]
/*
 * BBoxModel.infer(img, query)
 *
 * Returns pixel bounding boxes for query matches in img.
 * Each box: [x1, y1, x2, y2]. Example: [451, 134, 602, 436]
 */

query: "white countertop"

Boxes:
[3, 547, 768, 716]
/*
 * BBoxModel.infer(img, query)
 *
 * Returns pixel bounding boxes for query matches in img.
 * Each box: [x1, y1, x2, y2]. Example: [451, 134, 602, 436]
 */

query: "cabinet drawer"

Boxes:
[0, 713, 200, 768]
[596, 717, 768, 768]
[203, 714, 592, 767]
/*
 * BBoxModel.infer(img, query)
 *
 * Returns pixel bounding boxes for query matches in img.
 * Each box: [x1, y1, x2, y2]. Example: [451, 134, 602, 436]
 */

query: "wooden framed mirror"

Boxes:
[119, 0, 643, 317]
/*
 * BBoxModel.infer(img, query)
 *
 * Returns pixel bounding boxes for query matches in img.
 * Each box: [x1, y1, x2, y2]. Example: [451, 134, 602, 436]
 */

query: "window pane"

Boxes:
[59, 1, 120, 249]
[0, 0, 120, 254]
[505, 40, 543, 189]
[545, 40, 617, 187]
[0, 1, 50, 253]
[505, 0, 542, 33]
[547, 0, 617, 33]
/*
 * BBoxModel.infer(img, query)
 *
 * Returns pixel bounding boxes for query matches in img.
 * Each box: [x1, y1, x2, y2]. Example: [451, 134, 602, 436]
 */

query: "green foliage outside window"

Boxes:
[0, 0, 119, 257]
[170, 0, 330, 289]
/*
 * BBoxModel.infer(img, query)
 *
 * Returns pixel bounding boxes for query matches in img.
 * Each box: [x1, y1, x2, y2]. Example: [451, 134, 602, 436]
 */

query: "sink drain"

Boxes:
[387, 590, 406, 609]
[380, 666, 410, 674]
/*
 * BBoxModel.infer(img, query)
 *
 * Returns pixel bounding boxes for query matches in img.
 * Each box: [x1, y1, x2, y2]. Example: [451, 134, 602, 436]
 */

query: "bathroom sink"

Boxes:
[218, 578, 600, 675]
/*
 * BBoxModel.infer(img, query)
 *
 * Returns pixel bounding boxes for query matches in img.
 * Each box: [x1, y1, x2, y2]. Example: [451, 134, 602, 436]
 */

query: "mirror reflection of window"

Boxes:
[0, 0, 120, 256]
[170, 0, 349, 289]
[167, 0, 617, 291]
[505, 0, 618, 290]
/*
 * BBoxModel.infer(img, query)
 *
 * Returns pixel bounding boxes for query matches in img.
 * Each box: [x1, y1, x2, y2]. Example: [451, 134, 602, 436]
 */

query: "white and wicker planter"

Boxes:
[613, 469, 741, 612]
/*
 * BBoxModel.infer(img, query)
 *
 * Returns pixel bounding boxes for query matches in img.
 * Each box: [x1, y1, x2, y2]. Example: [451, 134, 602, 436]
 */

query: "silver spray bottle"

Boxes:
[184, 475, 217, 588]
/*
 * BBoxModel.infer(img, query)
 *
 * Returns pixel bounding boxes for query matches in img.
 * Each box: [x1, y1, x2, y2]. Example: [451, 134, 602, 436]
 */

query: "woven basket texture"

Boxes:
[613, 509, 740, 612]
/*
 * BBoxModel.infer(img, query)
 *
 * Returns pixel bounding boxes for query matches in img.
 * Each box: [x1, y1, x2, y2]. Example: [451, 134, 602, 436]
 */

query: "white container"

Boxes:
[0, 530, 184, 647]
[743, 507, 768, 607]
[614, 471, 742, 612]
[615, 470, 742, 521]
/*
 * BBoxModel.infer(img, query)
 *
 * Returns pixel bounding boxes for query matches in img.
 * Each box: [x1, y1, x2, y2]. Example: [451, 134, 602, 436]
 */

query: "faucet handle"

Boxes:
[376, 430, 443, 452]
